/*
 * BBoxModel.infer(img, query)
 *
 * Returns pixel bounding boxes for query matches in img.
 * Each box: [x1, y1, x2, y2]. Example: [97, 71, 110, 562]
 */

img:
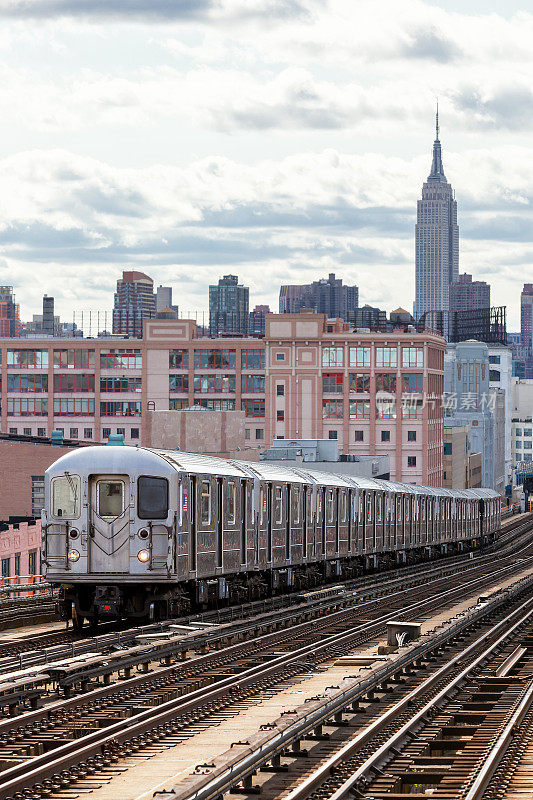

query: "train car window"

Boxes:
[397, 496, 402, 522]
[52, 475, 80, 518]
[376, 494, 382, 523]
[200, 480, 211, 524]
[405, 497, 410, 522]
[274, 486, 283, 525]
[260, 486, 266, 526]
[366, 494, 372, 523]
[339, 491, 347, 523]
[138, 477, 168, 519]
[98, 480, 124, 518]
[293, 487, 300, 524]
[327, 490, 335, 524]
[226, 481, 236, 525]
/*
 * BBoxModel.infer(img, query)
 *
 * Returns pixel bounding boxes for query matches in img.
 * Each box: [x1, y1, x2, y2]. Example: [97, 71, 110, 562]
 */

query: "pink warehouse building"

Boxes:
[0, 311, 445, 485]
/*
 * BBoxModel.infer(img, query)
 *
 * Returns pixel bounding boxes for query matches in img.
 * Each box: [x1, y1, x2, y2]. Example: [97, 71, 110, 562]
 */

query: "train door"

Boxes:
[240, 480, 247, 566]
[189, 476, 198, 571]
[89, 475, 130, 573]
[302, 486, 308, 559]
[396, 494, 403, 549]
[216, 479, 223, 568]
[285, 484, 291, 561]
[267, 483, 273, 563]
[347, 489, 353, 555]
[375, 492, 383, 551]
[365, 491, 375, 553]
[320, 488, 327, 559]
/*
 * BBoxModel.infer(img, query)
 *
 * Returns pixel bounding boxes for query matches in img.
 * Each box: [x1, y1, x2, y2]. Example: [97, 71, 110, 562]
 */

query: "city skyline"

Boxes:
[0, 1, 531, 327]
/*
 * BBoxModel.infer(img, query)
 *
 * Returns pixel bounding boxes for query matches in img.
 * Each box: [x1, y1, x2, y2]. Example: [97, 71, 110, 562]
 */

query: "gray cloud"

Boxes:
[0, 0, 310, 22]
[0, 0, 212, 21]
[401, 27, 461, 63]
[453, 86, 533, 130]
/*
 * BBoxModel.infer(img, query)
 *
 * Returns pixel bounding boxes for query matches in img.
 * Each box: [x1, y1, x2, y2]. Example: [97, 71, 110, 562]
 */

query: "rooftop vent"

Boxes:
[106, 433, 125, 446]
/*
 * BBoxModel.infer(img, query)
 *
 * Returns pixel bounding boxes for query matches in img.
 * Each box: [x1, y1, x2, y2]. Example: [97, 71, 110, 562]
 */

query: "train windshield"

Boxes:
[98, 480, 124, 517]
[138, 476, 168, 519]
[52, 475, 80, 518]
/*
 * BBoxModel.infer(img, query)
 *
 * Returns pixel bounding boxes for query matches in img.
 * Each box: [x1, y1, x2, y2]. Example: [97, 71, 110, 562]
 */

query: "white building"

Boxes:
[511, 379, 533, 475]
[488, 344, 513, 482]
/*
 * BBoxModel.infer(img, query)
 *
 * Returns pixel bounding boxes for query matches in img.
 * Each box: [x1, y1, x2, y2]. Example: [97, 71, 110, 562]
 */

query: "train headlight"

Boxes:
[137, 550, 150, 563]
[68, 550, 80, 562]
[138, 529, 149, 540]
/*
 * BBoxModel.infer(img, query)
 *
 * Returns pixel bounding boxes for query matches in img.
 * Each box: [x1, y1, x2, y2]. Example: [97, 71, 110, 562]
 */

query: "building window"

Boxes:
[100, 352, 142, 369]
[381, 430, 390, 442]
[322, 400, 343, 419]
[194, 375, 235, 393]
[349, 347, 370, 368]
[101, 377, 142, 393]
[23, 427, 31, 436]
[328, 430, 338, 439]
[349, 373, 370, 393]
[54, 374, 95, 392]
[376, 373, 397, 392]
[54, 349, 95, 369]
[524, 429, 532, 437]
[7, 349, 49, 369]
[194, 349, 236, 369]
[100, 402, 141, 417]
[196, 399, 236, 411]
[350, 400, 370, 418]
[169, 399, 189, 410]
[516, 428, 523, 437]
[407, 430, 417, 442]
[84, 428, 93, 439]
[7, 374, 48, 392]
[103, 428, 111, 439]
[489, 370, 500, 382]
[277, 410, 285, 421]
[14, 554, 20, 576]
[37, 427, 46, 437]
[402, 347, 424, 368]
[402, 374, 423, 392]
[54, 398, 95, 416]
[525, 454, 532, 462]
[489, 355, 501, 364]
[28, 551, 37, 575]
[169, 374, 189, 392]
[524, 441, 532, 450]
[131, 428, 139, 439]
[1, 559, 10, 579]
[169, 349, 189, 369]
[241, 349, 265, 369]
[322, 374, 343, 393]
[31, 476, 45, 517]
[407, 456, 417, 467]
[255, 428, 264, 440]
[276, 384, 284, 396]
[276, 353, 285, 361]
[354, 430, 364, 441]
[69, 428, 78, 439]
[241, 374, 265, 393]
[376, 395, 396, 419]
[242, 399, 265, 417]
[444, 442, 452, 454]
[376, 347, 397, 368]
[8, 428, 17, 434]
[245, 428, 250, 440]
[402, 397, 423, 419]
[7, 399, 48, 416]
[322, 347, 343, 367]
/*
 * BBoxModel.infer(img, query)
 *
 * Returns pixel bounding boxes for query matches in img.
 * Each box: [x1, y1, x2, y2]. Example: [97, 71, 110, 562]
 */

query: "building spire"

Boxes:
[428, 103, 446, 183]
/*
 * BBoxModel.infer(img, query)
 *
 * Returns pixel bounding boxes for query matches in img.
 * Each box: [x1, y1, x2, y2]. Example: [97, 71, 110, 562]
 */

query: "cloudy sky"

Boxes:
[0, 0, 531, 331]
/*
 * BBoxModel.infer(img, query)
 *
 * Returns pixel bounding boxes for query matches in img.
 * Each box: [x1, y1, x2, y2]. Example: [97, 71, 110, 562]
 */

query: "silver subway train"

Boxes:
[42, 445, 500, 625]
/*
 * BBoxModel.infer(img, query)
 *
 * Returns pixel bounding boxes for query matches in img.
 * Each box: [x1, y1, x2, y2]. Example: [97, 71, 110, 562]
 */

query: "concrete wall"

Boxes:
[145, 409, 259, 460]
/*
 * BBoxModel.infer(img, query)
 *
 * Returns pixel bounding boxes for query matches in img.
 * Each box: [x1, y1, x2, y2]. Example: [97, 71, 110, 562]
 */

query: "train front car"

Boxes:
[42, 446, 177, 626]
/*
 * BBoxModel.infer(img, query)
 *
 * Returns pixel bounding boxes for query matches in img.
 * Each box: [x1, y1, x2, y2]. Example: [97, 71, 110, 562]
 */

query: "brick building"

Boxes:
[0, 312, 446, 484]
[112, 270, 156, 337]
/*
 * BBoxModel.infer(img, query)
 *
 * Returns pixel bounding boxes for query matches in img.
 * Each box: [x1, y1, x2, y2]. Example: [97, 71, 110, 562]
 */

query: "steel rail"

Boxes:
[167, 586, 533, 800]
[462, 680, 533, 800]
[1, 561, 532, 799]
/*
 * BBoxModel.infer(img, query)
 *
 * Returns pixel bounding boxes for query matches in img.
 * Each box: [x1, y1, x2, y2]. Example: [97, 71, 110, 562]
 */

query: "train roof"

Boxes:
[44, 446, 500, 501]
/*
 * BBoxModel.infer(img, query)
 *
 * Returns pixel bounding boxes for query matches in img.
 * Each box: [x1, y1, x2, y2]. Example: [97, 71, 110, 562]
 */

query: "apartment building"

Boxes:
[0, 312, 446, 484]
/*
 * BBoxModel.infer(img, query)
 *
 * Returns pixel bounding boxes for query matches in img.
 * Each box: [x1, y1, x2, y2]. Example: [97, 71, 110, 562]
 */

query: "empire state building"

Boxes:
[414, 113, 459, 328]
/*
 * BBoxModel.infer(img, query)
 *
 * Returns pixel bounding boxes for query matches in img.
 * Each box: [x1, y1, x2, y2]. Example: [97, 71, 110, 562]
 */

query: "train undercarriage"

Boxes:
[56, 533, 495, 629]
